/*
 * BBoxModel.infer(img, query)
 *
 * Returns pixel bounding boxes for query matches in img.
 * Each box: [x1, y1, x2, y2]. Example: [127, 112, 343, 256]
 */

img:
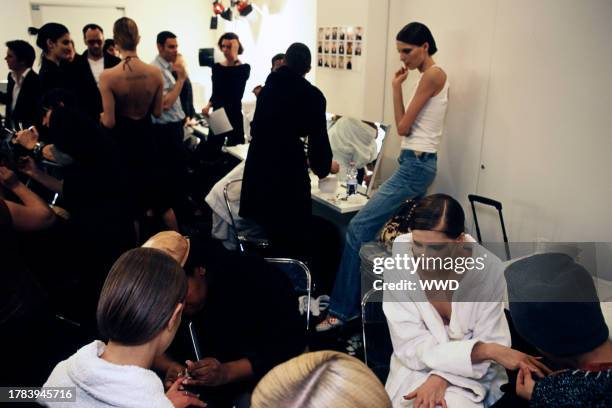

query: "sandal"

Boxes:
[315, 315, 345, 332]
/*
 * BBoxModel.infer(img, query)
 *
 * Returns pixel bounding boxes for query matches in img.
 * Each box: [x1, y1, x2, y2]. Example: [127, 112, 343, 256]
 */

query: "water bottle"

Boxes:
[346, 161, 358, 196]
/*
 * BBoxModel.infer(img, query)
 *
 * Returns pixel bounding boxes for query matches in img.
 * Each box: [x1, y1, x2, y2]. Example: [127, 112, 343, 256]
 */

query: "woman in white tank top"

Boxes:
[319, 21, 449, 343]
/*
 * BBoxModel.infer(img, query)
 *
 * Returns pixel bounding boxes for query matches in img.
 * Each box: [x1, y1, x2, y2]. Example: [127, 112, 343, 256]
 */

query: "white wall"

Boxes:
[315, 0, 389, 123]
[383, 0, 612, 243]
[210, 0, 318, 117]
[1, 0, 317, 110]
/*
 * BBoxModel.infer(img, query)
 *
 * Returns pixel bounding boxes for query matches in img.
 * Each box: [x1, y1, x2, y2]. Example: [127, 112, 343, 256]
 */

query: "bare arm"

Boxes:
[100, 70, 116, 128]
[222, 358, 254, 383]
[0, 166, 55, 231]
[471, 342, 552, 377]
[19, 157, 64, 194]
[393, 67, 445, 136]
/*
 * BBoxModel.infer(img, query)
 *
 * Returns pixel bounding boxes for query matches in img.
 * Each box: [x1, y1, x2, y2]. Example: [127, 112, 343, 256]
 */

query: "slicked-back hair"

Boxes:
[28, 23, 69, 52]
[409, 193, 465, 239]
[113, 17, 139, 51]
[252, 351, 391, 408]
[396, 22, 438, 55]
[97, 247, 187, 345]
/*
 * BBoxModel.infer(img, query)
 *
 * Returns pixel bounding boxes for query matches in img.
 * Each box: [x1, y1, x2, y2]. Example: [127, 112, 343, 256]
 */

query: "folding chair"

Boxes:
[361, 287, 393, 383]
[223, 178, 269, 253]
[265, 257, 312, 331]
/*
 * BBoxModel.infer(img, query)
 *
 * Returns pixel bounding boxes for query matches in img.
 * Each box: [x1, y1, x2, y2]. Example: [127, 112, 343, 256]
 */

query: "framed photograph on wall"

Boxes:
[316, 25, 364, 72]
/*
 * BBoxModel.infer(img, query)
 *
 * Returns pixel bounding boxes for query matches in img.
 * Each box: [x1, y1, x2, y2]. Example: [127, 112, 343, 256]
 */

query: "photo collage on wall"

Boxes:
[317, 26, 364, 72]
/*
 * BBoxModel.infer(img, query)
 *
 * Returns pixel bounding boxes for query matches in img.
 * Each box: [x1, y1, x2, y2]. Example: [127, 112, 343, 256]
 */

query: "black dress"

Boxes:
[111, 114, 172, 215]
[210, 63, 250, 146]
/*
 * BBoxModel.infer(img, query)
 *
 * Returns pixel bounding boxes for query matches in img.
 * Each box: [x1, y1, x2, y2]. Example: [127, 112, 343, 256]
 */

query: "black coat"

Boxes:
[0, 69, 41, 129]
[240, 66, 332, 226]
[69, 51, 120, 120]
[39, 57, 70, 95]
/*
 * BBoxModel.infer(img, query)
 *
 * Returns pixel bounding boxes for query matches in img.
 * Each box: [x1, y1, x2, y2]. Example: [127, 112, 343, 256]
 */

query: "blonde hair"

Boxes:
[251, 351, 391, 408]
[113, 17, 139, 51]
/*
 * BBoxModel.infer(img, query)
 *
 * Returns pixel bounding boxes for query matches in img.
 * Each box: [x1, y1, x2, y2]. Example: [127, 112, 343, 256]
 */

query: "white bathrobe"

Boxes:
[383, 234, 510, 407]
[40, 341, 173, 407]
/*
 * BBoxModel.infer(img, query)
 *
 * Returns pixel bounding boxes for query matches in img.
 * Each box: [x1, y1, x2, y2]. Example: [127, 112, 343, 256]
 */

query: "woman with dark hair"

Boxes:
[99, 17, 179, 233]
[41, 247, 205, 408]
[202, 32, 250, 149]
[318, 22, 450, 332]
[382, 194, 548, 407]
[28, 23, 72, 93]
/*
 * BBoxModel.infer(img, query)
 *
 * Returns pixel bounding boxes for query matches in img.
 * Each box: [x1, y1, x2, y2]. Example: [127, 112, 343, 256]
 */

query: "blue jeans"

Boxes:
[328, 150, 437, 321]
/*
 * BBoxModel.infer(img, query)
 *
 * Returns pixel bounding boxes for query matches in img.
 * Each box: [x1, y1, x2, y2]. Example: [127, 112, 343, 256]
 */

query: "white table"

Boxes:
[224, 144, 369, 214]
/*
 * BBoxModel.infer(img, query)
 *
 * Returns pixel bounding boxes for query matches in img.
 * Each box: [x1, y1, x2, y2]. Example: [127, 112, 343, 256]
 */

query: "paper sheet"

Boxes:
[207, 107, 234, 135]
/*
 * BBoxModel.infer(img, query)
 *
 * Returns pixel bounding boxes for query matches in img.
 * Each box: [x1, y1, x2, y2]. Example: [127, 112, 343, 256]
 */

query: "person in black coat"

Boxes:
[149, 235, 305, 408]
[240, 43, 335, 228]
[240, 43, 341, 293]
[0, 40, 41, 129]
[69, 24, 121, 120]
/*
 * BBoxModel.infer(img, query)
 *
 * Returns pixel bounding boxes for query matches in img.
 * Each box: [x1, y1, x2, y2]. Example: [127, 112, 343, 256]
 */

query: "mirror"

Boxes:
[326, 113, 389, 194]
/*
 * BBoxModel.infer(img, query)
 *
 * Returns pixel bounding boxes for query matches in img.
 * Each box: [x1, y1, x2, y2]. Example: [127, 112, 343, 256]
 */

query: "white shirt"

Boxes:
[87, 57, 105, 85]
[10, 68, 30, 111]
[401, 65, 449, 153]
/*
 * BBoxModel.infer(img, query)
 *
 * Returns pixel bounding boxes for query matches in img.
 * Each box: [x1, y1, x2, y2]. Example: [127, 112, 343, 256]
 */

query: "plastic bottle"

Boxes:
[346, 160, 358, 196]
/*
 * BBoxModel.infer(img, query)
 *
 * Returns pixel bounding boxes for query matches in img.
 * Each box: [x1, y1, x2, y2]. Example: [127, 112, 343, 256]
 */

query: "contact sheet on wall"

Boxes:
[317, 26, 364, 72]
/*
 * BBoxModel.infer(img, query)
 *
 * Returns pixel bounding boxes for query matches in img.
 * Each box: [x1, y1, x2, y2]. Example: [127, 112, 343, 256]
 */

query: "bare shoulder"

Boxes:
[99, 66, 119, 84]
[423, 66, 447, 88]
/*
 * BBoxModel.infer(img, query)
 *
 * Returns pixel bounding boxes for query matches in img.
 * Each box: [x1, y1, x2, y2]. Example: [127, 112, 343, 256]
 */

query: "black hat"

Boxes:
[506, 253, 608, 356]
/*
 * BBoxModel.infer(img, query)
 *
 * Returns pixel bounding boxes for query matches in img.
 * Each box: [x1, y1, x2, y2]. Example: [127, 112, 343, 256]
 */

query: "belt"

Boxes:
[412, 150, 436, 158]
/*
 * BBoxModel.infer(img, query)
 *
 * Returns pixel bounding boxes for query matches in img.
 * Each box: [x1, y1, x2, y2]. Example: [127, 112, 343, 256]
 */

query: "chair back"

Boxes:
[361, 288, 393, 383]
[265, 257, 312, 331]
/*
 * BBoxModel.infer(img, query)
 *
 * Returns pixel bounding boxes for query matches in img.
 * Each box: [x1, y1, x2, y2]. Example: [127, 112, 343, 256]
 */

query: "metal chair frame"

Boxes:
[265, 257, 312, 331]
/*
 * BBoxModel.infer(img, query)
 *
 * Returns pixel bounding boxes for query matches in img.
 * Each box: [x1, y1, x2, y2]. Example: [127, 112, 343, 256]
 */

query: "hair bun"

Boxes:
[28, 27, 39, 35]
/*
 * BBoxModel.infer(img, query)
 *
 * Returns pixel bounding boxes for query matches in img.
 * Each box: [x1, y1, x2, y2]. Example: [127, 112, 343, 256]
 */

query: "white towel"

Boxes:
[41, 341, 173, 407]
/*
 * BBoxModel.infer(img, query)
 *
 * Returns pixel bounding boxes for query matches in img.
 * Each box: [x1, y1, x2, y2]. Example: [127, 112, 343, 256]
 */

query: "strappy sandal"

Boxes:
[315, 315, 345, 332]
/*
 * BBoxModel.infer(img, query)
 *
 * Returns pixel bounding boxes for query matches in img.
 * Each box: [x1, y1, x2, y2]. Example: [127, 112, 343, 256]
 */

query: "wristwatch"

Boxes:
[32, 141, 46, 161]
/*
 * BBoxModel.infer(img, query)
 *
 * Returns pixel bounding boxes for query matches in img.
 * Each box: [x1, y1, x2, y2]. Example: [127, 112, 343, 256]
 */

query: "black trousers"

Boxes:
[260, 214, 342, 295]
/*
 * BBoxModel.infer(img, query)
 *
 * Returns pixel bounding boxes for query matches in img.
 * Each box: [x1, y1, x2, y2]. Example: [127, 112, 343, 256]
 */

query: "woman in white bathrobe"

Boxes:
[383, 194, 549, 408]
[41, 248, 205, 408]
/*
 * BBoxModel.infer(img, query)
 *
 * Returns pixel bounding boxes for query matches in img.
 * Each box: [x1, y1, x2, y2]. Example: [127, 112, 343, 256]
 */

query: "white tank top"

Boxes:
[401, 66, 449, 153]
